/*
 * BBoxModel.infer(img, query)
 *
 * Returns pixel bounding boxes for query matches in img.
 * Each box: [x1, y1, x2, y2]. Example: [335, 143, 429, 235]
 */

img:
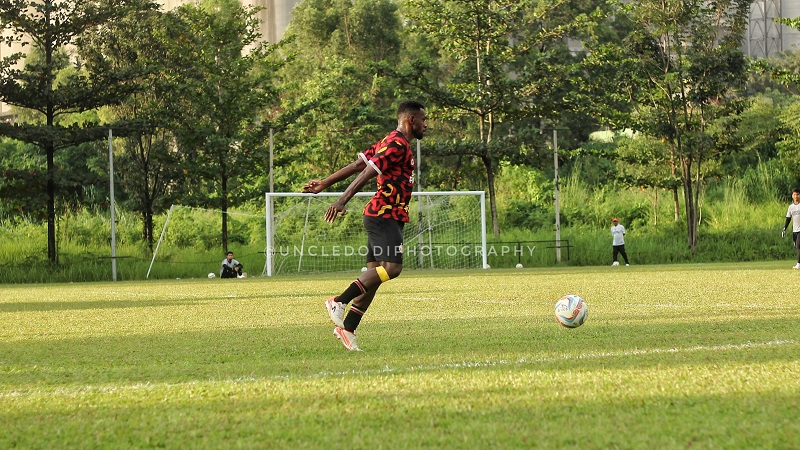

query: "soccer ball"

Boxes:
[361, 267, 368, 272]
[612, 261, 620, 266]
[554, 294, 588, 328]
[208, 272, 216, 279]
[515, 263, 524, 269]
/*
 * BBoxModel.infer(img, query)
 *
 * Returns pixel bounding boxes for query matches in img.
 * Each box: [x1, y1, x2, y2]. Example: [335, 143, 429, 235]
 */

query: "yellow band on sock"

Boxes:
[376, 266, 390, 283]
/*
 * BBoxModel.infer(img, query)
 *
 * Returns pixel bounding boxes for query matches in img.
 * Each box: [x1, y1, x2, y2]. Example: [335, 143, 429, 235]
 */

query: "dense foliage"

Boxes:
[1, 0, 800, 277]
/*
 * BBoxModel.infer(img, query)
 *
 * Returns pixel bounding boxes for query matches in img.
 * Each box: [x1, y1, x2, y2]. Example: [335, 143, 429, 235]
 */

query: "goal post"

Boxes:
[264, 191, 487, 276]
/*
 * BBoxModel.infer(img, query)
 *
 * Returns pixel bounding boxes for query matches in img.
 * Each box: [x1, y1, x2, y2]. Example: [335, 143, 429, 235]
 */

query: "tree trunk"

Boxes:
[682, 158, 698, 253]
[672, 186, 680, 222]
[221, 161, 229, 252]
[45, 31, 57, 264]
[482, 155, 500, 237]
[144, 204, 154, 253]
[46, 143, 57, 263]
[652, 189, 658, 226]
[669, 150, 680, 221]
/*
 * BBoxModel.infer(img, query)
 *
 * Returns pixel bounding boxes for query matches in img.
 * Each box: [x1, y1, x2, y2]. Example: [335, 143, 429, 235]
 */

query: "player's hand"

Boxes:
[302, 180, 325, 194]
[324, 202, 346, 223]
[782, 229, 786, 238]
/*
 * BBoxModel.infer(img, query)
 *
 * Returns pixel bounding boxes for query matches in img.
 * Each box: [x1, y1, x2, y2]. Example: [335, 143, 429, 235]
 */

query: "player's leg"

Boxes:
[612, 246, 619, 264]
[221, 266, 233, 278]
[330, 218, 404, 350]
[794, 232, 800, 266]
[620, 245, 630, 265]
[333, 217, 403, 306]
[344, 261, 404, 332]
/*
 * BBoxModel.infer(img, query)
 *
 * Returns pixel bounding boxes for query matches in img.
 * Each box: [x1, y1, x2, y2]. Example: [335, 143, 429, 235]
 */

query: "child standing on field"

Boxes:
[781, 188, 800, 269]
[611, 217, 630, 266]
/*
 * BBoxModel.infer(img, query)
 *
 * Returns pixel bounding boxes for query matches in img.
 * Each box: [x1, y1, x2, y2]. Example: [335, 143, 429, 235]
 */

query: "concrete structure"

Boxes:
[746, 0, 800, 57]
[159, 0, 300, 44]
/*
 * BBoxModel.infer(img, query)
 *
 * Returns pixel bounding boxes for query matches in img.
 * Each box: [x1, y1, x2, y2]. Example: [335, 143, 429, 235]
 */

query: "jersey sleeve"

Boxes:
[368, 137, 405, 174]
[360, 144, 376, 165]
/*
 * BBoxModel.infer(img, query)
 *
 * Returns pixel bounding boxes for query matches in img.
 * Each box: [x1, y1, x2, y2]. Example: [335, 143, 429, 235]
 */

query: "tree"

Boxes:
[167, 0, 282, 251]
[275, 0, 402, 191]
[598, 0, 751, 252]
[78, 7, 183, 251]
[0, 0, 157, 263]
[398, 0, 605, 235]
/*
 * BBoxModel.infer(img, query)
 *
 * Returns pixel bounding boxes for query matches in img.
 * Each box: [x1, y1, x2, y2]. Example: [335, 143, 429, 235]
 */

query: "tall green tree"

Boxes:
[0, 0, 157, 263]
[596, 0, 751, 252]
[276, 0, 402, 191]
[78, 7, 183, 251]
[399, 0, 605, 235]
[168, 0, 282, 251]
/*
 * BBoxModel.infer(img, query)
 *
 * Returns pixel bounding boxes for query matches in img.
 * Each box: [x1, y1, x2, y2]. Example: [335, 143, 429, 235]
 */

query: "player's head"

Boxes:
[226, 251, 234, 259]
[397, 100, 427, 140]
[612, 217, 618, 224]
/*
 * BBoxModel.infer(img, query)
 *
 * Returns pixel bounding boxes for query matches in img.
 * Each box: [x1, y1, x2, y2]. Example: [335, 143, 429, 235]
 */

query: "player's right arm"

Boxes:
[324, 164, 379, 223]
[302, 156, 368, 193]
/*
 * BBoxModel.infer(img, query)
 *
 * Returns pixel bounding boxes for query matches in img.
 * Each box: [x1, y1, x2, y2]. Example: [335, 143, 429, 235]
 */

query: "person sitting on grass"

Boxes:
[220, 251, 244, 278]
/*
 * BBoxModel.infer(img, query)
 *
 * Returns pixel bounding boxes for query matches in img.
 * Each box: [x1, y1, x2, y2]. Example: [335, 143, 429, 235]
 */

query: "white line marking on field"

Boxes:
[1, 339, 795, 399]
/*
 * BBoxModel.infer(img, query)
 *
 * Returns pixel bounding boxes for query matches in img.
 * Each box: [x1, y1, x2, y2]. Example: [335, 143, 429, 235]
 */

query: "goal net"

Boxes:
[264, 191, 487, 276]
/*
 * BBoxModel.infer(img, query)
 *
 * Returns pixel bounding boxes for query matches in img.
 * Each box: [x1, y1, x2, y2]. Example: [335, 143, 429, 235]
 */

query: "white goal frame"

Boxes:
[264, 191, 487, 276]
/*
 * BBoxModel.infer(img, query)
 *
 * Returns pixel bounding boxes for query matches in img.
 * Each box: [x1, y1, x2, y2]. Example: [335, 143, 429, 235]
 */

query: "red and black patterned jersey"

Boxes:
[358, 130, 415, 222]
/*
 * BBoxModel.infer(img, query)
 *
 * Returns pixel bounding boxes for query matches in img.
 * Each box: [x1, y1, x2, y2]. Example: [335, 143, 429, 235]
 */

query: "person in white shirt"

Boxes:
[220, 251, 244, 278]
[611, 217, 630, 266]
[781, 188, 800, 269]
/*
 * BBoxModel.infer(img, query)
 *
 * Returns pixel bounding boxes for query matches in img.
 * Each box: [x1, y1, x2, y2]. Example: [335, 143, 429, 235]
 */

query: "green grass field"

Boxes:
[1, 262, 799, 449]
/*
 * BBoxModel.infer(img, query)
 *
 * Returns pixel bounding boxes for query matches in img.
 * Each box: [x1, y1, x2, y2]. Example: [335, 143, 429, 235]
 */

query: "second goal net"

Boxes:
[264, 191, 487, 276]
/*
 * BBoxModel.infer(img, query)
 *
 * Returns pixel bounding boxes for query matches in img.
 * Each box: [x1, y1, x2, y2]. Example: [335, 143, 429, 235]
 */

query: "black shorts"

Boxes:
[363, 216, 405, 264]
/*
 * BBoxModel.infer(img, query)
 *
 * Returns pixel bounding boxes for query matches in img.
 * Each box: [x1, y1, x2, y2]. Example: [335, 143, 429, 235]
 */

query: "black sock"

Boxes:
[337, 279, 367, 305]
[343, 305, 366, 332]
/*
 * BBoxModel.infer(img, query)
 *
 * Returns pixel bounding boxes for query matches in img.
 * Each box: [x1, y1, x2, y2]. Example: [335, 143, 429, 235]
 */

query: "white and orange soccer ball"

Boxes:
[554, 294, 588, 328]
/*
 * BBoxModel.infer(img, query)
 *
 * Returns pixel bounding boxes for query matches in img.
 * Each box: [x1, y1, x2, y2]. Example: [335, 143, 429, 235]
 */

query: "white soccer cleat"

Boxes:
[325, 297, 346, 328]
[626, 264, 630, 267]
[793, 263, 800, 270]
[333, 327, 361, 351]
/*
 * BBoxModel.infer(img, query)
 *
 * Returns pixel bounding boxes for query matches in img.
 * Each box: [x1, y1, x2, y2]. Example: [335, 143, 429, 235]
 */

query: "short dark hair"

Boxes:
[397, 100, 424, 118]
[226, 251, 233, 256]
[793, 188, 800, 195]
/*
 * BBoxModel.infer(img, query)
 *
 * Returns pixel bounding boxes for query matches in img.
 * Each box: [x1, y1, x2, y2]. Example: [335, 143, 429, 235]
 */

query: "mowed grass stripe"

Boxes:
[0, 338, 795, 400]
[1, 262, 799, 449]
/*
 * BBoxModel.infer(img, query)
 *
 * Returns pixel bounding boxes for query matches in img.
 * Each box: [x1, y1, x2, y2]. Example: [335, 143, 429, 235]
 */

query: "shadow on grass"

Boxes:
[0, 292, 317, 312]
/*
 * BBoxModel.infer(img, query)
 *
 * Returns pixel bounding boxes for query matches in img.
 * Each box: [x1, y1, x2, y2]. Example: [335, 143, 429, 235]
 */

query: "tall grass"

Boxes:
[1, 170, 796, 283]
[0, 206, 269, 283]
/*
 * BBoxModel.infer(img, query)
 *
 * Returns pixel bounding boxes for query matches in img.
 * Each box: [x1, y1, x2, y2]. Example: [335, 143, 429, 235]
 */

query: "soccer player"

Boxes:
[220, 251, 244, 278]
[302, 101, 427, 351]
[611, 217, 630, 266]
[781, 188, 800, 269]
